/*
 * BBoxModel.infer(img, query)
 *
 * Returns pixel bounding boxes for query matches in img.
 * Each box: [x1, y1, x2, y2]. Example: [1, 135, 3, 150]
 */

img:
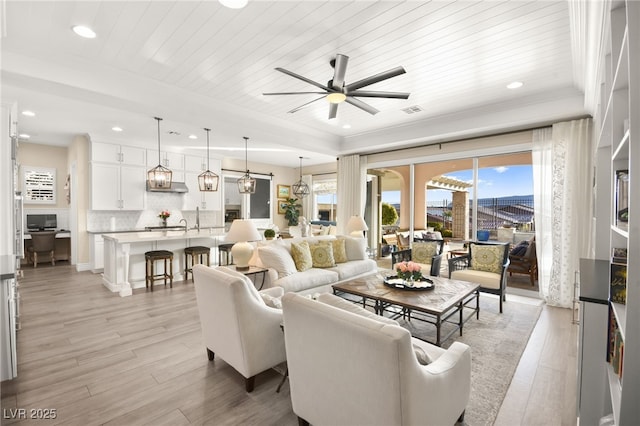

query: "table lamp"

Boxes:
[225, 219, 262, 270]
[346, 215, 369, 238]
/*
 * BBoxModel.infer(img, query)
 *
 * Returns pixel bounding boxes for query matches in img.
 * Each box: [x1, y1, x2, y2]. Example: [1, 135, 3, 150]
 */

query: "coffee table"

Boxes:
[332, 273, 480, 346]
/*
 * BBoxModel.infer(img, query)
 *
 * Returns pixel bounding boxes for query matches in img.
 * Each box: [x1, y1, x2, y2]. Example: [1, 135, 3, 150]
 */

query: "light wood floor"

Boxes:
[2, 263, 578, 425]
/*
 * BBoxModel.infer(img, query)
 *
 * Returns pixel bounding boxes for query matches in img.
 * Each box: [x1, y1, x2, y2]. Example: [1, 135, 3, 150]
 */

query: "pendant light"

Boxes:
[292, 156, 310, 198]
[237, 136, 256, 194]
[198, 128, 219, 192]
[147, 117, 172, 189]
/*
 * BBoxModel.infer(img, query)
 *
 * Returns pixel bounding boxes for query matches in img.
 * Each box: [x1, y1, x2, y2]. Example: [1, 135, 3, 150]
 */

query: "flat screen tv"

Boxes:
[26, 214, 57, 231]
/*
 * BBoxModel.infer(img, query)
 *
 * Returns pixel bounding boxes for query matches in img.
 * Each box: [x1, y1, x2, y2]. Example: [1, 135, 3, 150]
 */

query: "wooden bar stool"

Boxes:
[145, 250, 174, 291]
[218, 243, 234, 266]
[184, 246, 210, 282]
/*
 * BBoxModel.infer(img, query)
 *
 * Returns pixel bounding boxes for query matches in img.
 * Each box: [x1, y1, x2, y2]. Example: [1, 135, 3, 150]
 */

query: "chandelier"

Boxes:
[237, 137, 256, 194]
[198, 128, 219, 192]
[292, 156, 310, 198]
[147, 117, 172, 189]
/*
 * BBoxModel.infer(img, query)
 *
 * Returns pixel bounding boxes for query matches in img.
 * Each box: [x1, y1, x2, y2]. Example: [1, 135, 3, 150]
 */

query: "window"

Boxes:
[22, 166, 56, 204]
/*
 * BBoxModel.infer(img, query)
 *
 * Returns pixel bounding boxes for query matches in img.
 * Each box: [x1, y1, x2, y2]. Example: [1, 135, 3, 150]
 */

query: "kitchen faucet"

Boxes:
[196, 206, 200, 231]
[179, 218, 187, 230]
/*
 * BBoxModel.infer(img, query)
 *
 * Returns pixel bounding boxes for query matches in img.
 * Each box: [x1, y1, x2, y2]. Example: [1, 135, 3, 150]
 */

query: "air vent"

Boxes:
[401, 105, 424, 114]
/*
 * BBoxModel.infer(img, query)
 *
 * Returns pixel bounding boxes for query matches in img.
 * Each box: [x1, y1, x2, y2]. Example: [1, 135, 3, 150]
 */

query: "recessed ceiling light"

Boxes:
[342, 124, 351, 129]
[72, 25, 96, 39]
[112, 126, 123, 132]
[219, 0, 248, 9]
[188, 134, 198, 140]
[507, 81, 523, 89]
[22, 110, 35, 117]
[19, 134, 30, 139]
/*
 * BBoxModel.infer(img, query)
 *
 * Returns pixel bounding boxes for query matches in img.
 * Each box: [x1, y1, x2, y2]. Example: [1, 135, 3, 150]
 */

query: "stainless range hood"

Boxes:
[145, 181, 189, 193]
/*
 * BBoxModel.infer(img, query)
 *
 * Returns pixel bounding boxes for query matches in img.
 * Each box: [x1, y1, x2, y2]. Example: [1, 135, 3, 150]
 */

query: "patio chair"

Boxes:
[448, 242, 510, 312]
[391, 239, 445, 277]
[508, 239, 538, 286]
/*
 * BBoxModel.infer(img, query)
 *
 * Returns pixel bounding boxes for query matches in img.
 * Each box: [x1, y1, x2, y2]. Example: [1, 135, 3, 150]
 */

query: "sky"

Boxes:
[382, 165, 534, 205]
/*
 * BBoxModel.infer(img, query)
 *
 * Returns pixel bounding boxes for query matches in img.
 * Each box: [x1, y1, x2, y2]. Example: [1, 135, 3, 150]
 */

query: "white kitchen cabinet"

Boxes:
[91, 163, 145, 210]
[147, 150, 184, 169]
[92, 142, 145, 166]
[91, 234, 104, 272]
[184, 154, 207, 172]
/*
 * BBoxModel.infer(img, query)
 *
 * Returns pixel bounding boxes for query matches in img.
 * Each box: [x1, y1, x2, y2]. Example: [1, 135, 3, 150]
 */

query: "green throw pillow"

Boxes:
[470, 245, 503, 274]
[291, 240, 313, 272]
[412, 242, 438, 264]
[310, 243, 335, 268]
[331, 239, 348, 263]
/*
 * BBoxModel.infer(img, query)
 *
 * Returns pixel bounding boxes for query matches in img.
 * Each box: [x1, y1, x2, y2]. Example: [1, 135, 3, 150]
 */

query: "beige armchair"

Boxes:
[192, 265, 286, 392]
[448, 242, 510, 313]
[282, 292, 471, 426]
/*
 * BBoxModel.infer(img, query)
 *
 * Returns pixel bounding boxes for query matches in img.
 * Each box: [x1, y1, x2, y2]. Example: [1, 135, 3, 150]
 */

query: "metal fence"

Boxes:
[427, 196, 535, 232]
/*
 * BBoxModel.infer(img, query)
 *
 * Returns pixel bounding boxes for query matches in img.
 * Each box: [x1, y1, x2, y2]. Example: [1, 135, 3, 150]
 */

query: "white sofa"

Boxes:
[282, 292, 472, 425]
[249, 235, 377, 296]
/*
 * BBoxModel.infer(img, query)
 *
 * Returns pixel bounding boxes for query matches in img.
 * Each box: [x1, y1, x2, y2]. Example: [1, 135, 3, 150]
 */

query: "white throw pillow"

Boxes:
[413, 344, 433, 365]
[341, 236, 367, 261]
[258, 244, 297, 278]
[260, 293, 282, 309]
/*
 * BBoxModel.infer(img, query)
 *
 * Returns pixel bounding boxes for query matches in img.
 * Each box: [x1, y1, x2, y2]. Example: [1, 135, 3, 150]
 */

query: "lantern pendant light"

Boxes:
[198, 128, 219, 192]
[237, 136, 256, 194]
[147, 117, 172, 189]
[292, 156, 310, 197]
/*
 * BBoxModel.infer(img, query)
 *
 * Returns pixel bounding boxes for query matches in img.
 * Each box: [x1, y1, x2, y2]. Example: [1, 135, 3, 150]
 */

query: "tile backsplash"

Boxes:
[87, 192, 221, 232]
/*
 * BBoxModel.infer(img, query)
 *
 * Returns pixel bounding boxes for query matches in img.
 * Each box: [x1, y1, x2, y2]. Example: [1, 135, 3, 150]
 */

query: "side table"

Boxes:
[223, 265, 269, 290]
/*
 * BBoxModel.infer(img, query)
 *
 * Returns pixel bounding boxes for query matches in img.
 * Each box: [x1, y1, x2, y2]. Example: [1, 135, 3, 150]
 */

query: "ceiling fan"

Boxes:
[263, 54, 410, 119]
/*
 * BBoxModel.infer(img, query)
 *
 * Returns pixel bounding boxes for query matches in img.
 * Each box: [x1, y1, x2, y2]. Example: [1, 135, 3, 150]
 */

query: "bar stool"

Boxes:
[145, 250, 174, 291]
[184, 246, 210, 282]
[218, 243, 234, 266]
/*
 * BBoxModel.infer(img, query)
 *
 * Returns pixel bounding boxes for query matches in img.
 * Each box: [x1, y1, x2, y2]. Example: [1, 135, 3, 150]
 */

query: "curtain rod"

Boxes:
[357, 119, 591, 158]
[222, 168, 273, 178]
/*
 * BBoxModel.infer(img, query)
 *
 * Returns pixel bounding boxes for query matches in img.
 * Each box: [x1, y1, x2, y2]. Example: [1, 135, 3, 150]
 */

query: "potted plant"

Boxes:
[380, 202, 399, 257]
[284, 198, 301, 226]
[264, 229, 276, 240]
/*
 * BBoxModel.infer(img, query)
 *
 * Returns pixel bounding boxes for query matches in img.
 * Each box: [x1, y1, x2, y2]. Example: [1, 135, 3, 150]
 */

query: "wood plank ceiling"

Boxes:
[1, 1, 584, 167]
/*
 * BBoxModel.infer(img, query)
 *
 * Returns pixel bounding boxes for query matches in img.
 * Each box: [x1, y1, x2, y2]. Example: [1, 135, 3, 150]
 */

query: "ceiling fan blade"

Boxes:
[287, 96, 325, 114]
[348, 90, 410, 99]
[331, 54, 349, 91]
[275, 67, 329, 91]
[263, 92, 327, 95]
[345, 97, 379, 115]
[328, 103, 338, 120]
[345, 66, 406, 92]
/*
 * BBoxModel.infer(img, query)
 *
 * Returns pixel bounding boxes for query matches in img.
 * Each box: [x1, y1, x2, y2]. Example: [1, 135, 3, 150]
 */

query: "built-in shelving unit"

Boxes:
[587, 0, 639, 424]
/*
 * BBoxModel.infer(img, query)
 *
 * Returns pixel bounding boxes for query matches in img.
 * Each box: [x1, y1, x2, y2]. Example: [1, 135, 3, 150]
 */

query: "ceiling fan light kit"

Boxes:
[263, 53, 409, 119]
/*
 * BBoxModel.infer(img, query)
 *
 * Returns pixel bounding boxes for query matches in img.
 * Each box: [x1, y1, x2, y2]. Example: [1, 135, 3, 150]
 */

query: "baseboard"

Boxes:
[76, 262, 92, 272]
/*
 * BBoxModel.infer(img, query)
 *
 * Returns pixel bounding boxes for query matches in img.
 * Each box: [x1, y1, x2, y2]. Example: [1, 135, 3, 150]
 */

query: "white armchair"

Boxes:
[192, 264, 286, 392]
[281, 292, 471, 426]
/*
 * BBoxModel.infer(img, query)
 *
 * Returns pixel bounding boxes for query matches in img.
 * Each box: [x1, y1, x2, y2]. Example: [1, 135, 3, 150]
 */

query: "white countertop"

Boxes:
[102, 229, 221, 244]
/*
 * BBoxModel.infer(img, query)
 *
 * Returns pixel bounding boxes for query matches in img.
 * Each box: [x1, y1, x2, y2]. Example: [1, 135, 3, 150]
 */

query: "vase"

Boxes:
[162, 218, 167, 227]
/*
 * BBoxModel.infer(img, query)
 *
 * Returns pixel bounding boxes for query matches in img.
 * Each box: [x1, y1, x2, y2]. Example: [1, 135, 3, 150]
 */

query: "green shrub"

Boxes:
[264, 229, 276, 238]
[442, 229, 453, 238]
[381, 202, 398, 226]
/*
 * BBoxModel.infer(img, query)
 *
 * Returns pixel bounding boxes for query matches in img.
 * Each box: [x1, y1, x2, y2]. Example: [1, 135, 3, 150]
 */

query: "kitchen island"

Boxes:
[102, 228, 225, 297]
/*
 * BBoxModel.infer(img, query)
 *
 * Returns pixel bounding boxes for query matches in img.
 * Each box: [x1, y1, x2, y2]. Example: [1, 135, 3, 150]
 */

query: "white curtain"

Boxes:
[532, 118, 594, 307]
[300, 174, 313, 220]
[337, 154, 366, 235]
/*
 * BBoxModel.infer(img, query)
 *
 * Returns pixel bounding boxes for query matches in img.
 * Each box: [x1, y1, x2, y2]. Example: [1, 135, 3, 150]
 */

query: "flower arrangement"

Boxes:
[396, 261, 422, 281]
[158, 210, 171, 220]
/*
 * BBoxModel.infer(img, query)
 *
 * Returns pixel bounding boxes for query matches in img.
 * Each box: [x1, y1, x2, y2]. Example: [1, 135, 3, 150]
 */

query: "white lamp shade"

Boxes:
[346, 215, 369, 234]
[226, 219, 261, 242]
[226, 219, 261, 270]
